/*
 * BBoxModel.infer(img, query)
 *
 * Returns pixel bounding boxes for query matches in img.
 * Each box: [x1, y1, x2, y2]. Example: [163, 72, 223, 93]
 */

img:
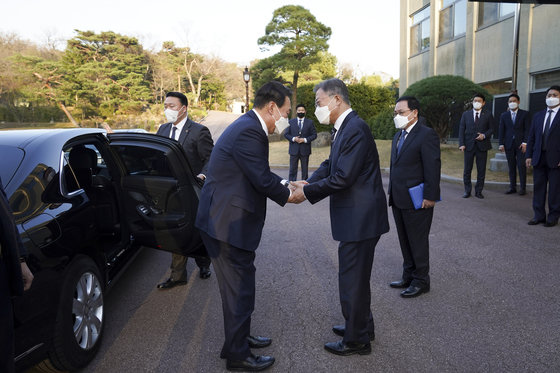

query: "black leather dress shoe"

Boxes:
[157, 278, 187, 289]
[226, 354, 275, 371]
[247, 335, 272, 348]
[462, 192, 471, 198]
[332, 325, 375, 341]
[324, 340, 371, 356]
[199, 266, 211, 279]
[475, 192, 484, 199]
[528, 219, 545, 225]
[400, 285, 430, 298]
[389, 279, 411, 289]
[505, 189, 516, 194]
[545, 220, 558, 227]
[518, 190, 526, 196]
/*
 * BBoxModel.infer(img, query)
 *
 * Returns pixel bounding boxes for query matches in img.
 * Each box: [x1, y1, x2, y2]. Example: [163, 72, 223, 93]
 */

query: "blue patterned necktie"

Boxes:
[543, 110, 553, 151]
[171, 126, 177, 140]
[511, 111, 516, 123]
[397, 130, 407, 154]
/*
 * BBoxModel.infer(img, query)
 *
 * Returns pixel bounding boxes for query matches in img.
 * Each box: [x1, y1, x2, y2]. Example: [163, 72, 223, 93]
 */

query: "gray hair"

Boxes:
[313, 78, 350, 105]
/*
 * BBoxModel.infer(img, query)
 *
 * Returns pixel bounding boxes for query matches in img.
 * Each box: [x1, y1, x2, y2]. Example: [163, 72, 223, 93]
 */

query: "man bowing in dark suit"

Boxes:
[388, 96, 440, 298]
[290, 78, 389, 356]
[196, 82, 299, 371]
[526, 85, 560, 227]
[284, 104, 317, 181]
[1, 179, 34, 373]
[155, 92, 213, 289]
[459, 93, 494, 199]
[498, 93, 531, 195]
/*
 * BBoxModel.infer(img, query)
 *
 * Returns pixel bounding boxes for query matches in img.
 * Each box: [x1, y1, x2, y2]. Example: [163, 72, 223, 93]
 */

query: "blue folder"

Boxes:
[408, 183, 441, 210]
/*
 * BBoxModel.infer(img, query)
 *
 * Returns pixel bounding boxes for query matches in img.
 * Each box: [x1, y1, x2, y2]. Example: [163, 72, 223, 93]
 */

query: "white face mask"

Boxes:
[508, 102, 518, 110]
[473, 101, 483, 110]
[165, 108, 181, 123]
[394, 113, 411, 129]
[273, 106, 290, 134]
[314, 96, 335, 125]
[546, 97, 560, 108]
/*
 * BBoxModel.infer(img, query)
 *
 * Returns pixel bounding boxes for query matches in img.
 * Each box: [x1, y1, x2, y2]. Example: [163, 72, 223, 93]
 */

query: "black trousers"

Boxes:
[505, 146, 527, 191]
[463, 148, 488, 194]
[392, 206, 433, 288]
[289, 154, 310, 181]
[532, 154, 560, 223]
[0, 260, 15, 373]
[338, 236, 378, 344]
[200, 231, 255, 361]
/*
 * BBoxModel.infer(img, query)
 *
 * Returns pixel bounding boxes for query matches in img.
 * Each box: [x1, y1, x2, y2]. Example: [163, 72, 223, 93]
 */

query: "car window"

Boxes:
[62, 143, 110, 195]
[112, 145, 174, 177]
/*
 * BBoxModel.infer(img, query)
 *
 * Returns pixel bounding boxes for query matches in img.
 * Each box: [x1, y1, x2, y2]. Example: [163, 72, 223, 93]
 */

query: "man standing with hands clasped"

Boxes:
[285, 104, 317, 181]
[388, 96, 440, 298]
[156, 92, 213, 289]
[458, 94, 494, 199]
[290, 78, 389, 357]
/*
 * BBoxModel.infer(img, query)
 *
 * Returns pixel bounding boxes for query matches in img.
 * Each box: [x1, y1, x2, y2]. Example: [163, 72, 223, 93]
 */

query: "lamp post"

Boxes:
[243, 67, 250, 113]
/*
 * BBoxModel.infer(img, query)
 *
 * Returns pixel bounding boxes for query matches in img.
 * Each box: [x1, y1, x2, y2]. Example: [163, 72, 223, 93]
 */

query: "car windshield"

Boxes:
[0, 145, 24, 186]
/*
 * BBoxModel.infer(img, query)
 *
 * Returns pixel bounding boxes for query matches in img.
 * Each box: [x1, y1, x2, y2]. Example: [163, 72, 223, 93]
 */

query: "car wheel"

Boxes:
[48, 256, 105, 371]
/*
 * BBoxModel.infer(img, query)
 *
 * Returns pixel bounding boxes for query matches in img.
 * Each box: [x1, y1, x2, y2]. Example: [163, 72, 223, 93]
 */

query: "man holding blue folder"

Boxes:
[388, 96, 441, 298]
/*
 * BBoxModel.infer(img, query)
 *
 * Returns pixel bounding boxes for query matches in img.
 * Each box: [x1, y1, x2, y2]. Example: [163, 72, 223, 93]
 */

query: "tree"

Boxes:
[258, 5, 331, 117]
[403, 75, 492, 142]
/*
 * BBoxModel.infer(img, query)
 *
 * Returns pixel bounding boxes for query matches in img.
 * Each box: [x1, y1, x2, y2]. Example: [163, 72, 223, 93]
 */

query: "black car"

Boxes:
[0, 129, 205, 372]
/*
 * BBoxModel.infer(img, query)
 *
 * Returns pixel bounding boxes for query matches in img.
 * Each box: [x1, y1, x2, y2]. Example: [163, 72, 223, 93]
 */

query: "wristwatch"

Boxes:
[281, 180, 290, 188]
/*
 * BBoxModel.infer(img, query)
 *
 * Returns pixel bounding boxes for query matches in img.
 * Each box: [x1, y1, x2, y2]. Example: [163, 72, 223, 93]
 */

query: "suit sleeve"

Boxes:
[458, 113, 466, 147]
[197, 126, 214, 175]
[526, 117, 537, 159]
[232, 128, 290, 206]
[304, 126, 368, 204]
[498, 113, 506, 146]
[522, 112, 531, 144]
[422, 129, 441, 201]
[307, 157, 330, 183]
[483, 113, 494, 139]
[284, 121, 295, 142]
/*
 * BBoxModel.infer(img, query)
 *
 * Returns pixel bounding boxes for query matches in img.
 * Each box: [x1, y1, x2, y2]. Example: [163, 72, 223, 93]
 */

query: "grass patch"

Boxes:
[269, 139, 512, 182]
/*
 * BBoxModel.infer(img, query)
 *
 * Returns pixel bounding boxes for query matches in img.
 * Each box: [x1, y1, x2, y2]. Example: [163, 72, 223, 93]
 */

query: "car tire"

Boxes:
[48, 256, 105, 371]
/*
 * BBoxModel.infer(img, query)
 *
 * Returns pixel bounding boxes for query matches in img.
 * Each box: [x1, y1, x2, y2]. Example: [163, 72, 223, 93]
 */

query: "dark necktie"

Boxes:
[331, 127, 337, 142]
[474, 112, 479, 130]
[171, 126, 177, 140]
[299, 119, 303, 132]
[511, 111, 516, 124]
[543, 109, 553, 151]
[397, 130, 407, 154]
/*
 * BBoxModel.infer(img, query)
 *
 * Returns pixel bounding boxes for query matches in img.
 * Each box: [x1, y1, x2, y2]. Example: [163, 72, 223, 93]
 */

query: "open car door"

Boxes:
[107, 133, 205, 257]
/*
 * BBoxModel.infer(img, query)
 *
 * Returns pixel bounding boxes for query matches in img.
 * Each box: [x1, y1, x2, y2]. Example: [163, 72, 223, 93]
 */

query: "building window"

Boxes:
[478, 2, 516, 28]
[410, 6, 431, 55]
[533, 69, 560, 90]
[439, 0, 466, 43]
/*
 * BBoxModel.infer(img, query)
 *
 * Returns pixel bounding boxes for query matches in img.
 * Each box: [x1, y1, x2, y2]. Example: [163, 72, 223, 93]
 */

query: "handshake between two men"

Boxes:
[287, 180, 308, 204]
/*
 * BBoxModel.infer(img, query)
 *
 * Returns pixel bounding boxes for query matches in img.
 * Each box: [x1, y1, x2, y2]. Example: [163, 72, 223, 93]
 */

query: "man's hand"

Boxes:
[294, 137, 305, 144]
[475, 133, 485, 141]
[459, 146, 465, 152]
[21, 262, 33, 291]
[526, 158, 532, 168]
[499, 145, 505, 152]
[197, 174, 206, 181]
[288, 181, 308, 204]
[421, 199, 436, 209]
[520, 144, 526, 153]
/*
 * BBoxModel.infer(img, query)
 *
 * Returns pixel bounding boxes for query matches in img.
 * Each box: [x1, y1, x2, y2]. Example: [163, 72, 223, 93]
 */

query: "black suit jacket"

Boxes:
[526, 108, 560, 168]
[388, 118, 441, 210]
[284, 117, 317, 156]
[157, 118, 214, 176]
[459, 109, 494, 151]
[195, 110, 290, 251]
[304, 111, 389, 242]
[499, 109, 530, 150]
[0, 179, 25, 296]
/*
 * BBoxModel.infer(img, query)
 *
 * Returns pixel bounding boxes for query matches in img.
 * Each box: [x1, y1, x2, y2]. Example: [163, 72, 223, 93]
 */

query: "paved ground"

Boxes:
[67, 170, 559, 373]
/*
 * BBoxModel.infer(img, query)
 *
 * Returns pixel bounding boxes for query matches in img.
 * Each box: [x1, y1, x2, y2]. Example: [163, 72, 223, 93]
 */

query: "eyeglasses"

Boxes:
[393, 109, 411, 117]
[315, 95, 335, 108]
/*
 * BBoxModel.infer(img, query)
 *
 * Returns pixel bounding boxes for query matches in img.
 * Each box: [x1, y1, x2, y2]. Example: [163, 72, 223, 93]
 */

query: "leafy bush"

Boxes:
[368, 106, 398, 140]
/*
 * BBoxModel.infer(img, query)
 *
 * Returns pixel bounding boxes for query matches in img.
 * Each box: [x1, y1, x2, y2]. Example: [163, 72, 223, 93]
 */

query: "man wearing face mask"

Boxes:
[458, 93, 494, 199]
[285, 104, 317, 181]
[388, 96, 440, 298]
[155, 91, 214, 289]
[498, 94, 531, 195]
[290, 78, 389, 356]
[196, 81, 300, 371]
[526, 85, 560, 227]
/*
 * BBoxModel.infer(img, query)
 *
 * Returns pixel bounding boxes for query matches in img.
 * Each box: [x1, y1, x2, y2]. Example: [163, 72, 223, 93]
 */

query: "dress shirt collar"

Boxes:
[171, 116, 188, 140]
[473, 108, 482, 119]
[252, 109, 269, 136]
[332, 108, 353, 139]
[404, 120, 418, 134]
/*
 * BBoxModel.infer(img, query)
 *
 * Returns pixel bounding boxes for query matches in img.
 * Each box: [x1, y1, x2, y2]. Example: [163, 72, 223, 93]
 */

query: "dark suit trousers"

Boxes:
[392, 206, 433, 288]
[338, 237, 378, 344]
[0, 260, 15, 373]
[170, 252, 211, 281]
[200, 231, 255, 361]
[505, 147, 527, 190]
[463, 148, 488, 194]
[289, 154, 309, 181]
[532, 154, 560, 223]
